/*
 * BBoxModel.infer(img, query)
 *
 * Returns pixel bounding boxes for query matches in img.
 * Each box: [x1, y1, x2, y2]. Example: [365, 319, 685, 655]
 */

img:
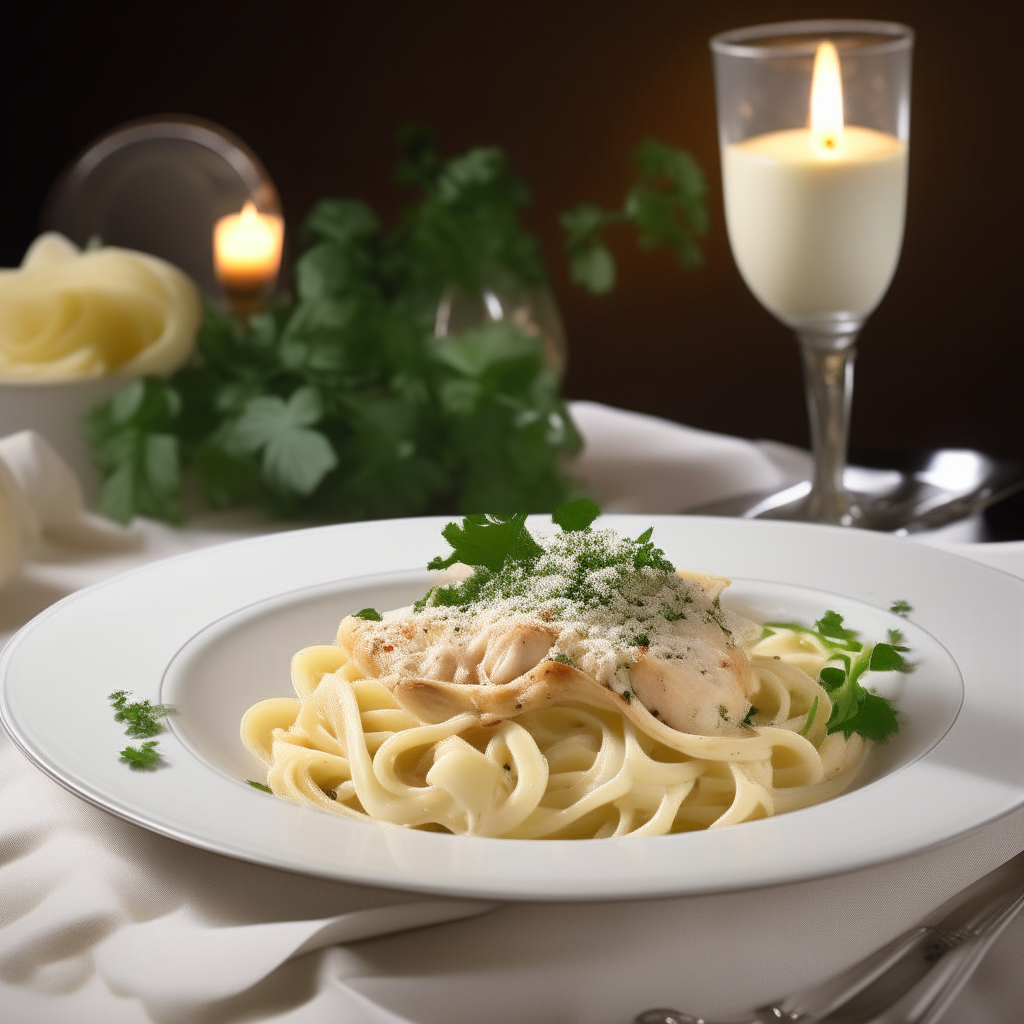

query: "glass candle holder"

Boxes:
[711, 20, 913, 525]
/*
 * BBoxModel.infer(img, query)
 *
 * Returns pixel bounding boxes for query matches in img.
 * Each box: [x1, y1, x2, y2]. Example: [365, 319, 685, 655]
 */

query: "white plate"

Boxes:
[2, 515, 1023, 901]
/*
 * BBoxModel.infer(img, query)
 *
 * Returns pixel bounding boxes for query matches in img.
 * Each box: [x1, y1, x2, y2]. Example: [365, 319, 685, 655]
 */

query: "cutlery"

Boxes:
[688, 448, 1024, 534]
[635, 849, 1024, 1024]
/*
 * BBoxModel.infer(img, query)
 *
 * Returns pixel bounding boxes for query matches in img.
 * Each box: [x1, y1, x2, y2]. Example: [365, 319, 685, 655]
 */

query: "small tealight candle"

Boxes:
[213, 201, 284, 314]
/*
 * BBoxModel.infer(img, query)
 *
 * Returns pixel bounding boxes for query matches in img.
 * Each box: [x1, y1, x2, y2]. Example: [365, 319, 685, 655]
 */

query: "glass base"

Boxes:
[692, 451, 1024, 534]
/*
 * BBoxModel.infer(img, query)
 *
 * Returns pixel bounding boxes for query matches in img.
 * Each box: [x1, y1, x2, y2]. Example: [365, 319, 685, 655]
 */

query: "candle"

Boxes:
[213, 201, 283, 294]
[722, 42, 908, 324]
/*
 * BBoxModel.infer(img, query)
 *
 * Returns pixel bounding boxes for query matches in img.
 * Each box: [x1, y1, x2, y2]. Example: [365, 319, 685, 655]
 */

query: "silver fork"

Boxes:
[635, 848, 1024, 1024]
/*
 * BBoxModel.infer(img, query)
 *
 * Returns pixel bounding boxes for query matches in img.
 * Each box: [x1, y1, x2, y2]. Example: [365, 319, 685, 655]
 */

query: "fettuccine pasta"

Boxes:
[241, 510, 882, 838]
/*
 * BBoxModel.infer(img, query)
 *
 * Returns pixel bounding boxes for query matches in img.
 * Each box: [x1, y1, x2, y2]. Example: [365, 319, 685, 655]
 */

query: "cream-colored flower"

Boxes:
[0, 233, 200, 379]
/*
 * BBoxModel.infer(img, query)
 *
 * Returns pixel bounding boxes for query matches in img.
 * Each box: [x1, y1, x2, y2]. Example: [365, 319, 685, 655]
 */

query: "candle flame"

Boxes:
[810, 41, 844, 157]
[213, 201, 284, 289]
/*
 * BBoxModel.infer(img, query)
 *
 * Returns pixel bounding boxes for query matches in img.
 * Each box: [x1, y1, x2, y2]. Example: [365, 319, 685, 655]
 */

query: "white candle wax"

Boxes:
[723, 126, 907, 324]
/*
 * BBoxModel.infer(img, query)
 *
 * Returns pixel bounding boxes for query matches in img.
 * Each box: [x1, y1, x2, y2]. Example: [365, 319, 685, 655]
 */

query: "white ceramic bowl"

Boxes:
[0, 376, 129, 502]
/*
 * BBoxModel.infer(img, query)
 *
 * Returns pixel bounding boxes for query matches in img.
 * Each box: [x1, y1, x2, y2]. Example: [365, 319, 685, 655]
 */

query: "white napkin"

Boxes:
[0, 413, 1022, 1024]
[570, 401, 788, 512]
[0, 429, 139, 589]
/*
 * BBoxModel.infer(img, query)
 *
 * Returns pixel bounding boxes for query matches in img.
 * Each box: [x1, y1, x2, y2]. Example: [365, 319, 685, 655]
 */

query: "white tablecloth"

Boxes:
[1, 402, 1022, 1024]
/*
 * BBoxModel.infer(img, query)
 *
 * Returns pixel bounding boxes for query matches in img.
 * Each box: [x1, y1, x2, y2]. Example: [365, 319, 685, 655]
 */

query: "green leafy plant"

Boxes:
[562, 140, 708, 295]
[88, 131, 585, 525]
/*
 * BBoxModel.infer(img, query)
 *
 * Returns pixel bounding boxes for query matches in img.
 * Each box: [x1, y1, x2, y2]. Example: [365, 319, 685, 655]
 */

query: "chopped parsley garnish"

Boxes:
[631, 633, 650, 647]
[741, 705, 759, 728]
[416, 503, 676, 614]
[551, 653, 574, 666]
[353, 607, 382, 621]
[109, 690, 175, 769]
[889, 599, 913, 618]
[247, 779, 273, 793]
[621, 690, 633, 704]
[108, 690, 174, 738]
[119, 741, 162, 770]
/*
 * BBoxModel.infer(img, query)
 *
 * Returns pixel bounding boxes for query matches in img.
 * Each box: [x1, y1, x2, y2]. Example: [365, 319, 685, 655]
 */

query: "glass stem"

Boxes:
[797, 328, 859, 525]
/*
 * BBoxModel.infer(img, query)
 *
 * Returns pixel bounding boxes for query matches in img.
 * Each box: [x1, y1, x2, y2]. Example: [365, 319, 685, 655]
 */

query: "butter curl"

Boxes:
[0, 233, 200, 380]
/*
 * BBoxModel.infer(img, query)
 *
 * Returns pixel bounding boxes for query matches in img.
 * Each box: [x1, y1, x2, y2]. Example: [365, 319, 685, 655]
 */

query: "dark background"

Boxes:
[4, 1, 1021, 459]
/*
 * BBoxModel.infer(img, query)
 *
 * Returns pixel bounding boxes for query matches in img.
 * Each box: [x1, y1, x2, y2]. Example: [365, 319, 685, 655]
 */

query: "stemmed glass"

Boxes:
[711, 21, 914, 526]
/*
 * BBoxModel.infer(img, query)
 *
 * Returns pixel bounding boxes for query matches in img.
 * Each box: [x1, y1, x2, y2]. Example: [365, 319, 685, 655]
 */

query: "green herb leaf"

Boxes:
[889, 599, 913, 618]
[764, 613, 909, 744]
[815, 611, 862, 647]
[869, 642, 911, 673]
[561, 141, 706, 295]
[108, 690, 175, 739]
[246, 779, 273, 793]
[741, 705, 760, 728]
[819, 666, 846, 692]
[625, 140, 707, 270]
[303, 198, 378, 249]
[833, 692, 899, 743]
[353, 608, 383, 621]
[427, 512, 543, 573]
[224, 388, 338, 497]
[119, 741, 162, 770]
[88, 379, 183, 523]
[552, 498, 601, 532]
[823, 638, 907, 743]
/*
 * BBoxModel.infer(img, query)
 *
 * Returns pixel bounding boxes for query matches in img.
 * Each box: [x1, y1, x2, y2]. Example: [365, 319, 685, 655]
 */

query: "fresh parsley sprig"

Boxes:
[764, 612, 910, 743]
[562, 140, 707, 295]
[427, 512, 543, 573]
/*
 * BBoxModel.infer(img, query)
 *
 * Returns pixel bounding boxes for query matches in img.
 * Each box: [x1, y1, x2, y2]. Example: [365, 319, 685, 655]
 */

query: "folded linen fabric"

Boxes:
[0, 429, 139, 589]
[0, 411, 1021, 1024]
[2, 703, 1021, 1024]
[569, 400, 789, 513]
